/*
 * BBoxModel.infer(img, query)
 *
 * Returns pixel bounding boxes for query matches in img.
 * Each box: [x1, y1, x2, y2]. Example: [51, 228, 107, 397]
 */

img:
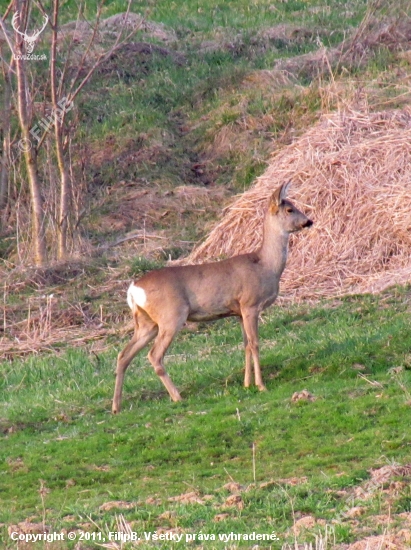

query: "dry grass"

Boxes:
[58, 12, 176, 47]
[0, 260, 131, 359]
[187, 106, 411, 299]
[274, 0, 411, 79]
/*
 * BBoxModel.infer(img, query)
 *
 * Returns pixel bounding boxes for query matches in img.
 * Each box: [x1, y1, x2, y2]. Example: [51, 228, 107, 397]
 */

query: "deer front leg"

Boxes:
[241, 308, 267, 392]
[240, 318, 252, 388]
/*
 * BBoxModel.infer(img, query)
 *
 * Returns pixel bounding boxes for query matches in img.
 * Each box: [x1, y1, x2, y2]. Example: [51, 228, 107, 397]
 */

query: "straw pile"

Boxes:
[187, 107, 411, 299]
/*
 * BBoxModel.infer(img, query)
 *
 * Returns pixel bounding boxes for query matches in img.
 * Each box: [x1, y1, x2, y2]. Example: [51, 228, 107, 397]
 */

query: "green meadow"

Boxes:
[2, 289, 411, 548]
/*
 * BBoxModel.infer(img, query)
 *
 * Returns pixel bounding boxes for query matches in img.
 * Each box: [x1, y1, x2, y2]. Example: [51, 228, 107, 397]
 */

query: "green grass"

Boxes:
[56, 0, 367, 37]
[1, 288, 411, 548]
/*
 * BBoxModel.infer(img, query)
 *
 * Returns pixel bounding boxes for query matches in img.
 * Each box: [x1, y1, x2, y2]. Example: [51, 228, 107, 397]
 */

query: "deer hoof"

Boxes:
[258, 384, 267, 392]
[172, 394, 182, 402]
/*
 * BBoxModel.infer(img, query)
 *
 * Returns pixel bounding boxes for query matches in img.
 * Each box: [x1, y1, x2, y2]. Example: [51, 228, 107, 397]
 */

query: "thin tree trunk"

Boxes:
[56, 136, 71, 260]
[14, 1, 47, 265]
[0, 63, 12, 218]
[51, 0, 71, 260]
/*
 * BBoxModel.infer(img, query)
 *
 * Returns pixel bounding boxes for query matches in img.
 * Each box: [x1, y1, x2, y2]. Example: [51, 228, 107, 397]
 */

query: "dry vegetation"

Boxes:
[274, 1, 411, 80]
[188, 106, 411, 300]
[185, 4, 411, 301]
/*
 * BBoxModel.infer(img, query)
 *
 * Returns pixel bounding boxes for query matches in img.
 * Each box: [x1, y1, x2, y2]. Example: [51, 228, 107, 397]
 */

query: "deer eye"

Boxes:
[286, 207, 293, 214]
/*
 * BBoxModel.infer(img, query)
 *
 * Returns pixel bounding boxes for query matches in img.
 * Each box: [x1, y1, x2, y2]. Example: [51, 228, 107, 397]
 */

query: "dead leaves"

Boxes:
[167, 491, 208, 505]
[99, 501, 137, 512]
[223, 494, 244, 510]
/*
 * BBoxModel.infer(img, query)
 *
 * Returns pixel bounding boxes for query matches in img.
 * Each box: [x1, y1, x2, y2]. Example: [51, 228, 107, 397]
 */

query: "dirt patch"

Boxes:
[369, 463, 411, 486]
[99, 500, 136, 511]
[168, 491, 205, 505]
[291, 390, 316, 402]
[347, 531, 411, 550]
[221, 482, 244, 493]
[59, 12, 176, 45]
[56, 12, 178, 75]
[223, 494, 244, 510]
[97, 41, 185, 81]
[289, 515, 320, 537]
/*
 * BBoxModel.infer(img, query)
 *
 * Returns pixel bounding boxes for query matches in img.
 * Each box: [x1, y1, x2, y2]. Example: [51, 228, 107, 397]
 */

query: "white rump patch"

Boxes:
[127, 284, 147, 310]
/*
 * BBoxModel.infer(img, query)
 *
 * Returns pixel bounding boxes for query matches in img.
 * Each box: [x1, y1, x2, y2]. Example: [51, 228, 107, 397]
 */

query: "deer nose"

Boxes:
[303, 219, 313, 228]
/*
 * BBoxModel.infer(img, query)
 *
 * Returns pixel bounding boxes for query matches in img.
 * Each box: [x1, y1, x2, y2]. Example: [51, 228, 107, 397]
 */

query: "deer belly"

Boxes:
[187, 298, 239, 321]
[187, 308, 235, 322]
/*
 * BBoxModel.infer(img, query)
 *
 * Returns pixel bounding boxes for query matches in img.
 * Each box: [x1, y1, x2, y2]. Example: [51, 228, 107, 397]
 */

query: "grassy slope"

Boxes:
[1, 289, 411, 548]
[67, 0, 369, 241]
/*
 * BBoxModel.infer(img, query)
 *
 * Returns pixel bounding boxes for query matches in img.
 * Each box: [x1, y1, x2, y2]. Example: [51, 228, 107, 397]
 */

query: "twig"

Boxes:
[252, 442, 256, 483]
[358, 373, 384, 388]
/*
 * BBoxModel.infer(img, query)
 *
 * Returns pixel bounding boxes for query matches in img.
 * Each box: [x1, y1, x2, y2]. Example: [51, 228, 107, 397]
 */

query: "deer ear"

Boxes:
[279, 181, 291, 201]
[269, 182, 291, 213]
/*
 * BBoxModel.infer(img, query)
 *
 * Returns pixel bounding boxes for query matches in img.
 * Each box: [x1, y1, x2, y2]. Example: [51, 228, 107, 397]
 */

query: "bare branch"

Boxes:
[70, 0, 141, 104]
[2, 1, 14, 20]
[0, 14, 16, 57]
[57, 1, 85, 98]
[66, 0, 106, 100]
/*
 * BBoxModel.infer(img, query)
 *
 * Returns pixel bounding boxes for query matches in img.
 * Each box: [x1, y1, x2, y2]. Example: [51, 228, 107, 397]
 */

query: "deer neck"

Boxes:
[258, 218, 289, 275]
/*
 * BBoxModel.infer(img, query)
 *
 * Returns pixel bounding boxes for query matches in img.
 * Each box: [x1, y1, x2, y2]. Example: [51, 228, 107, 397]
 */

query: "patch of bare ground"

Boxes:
[223, 494, 244, 510]
[345, 531, 411, 550]
[97, 41, 185, 79]
[53, 12, 181, 84]
[167, 491, 209, 505]
[291, 389, 316, 402]
[289, 515, 326, 537]
[0, 12, 177, 73]
[280, 463, 411, 548]
[99, 501, 137, 512]
[221, 481, 244, 493]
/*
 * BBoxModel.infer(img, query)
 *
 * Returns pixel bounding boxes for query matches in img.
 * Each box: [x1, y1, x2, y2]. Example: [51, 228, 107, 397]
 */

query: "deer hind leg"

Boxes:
[241, 308, 267, 392]
[147, 311, 188, 402]
[112, 310, 158, 414]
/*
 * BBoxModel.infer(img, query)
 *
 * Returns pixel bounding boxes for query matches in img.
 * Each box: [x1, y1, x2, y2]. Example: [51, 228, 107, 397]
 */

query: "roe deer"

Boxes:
[112, 182, 313, 413]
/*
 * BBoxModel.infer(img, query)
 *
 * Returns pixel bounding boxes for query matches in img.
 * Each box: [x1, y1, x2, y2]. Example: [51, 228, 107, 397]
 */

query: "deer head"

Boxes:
[12, 11, 48, 54]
